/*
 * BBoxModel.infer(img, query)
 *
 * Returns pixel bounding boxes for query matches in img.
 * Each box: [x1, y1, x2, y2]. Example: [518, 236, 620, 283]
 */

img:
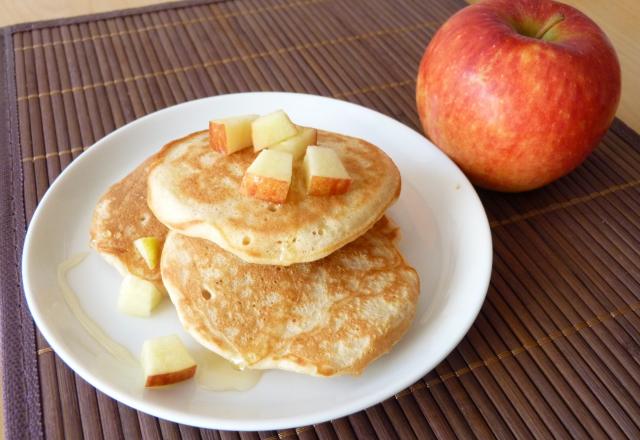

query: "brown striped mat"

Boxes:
[1, 0, 639, 438]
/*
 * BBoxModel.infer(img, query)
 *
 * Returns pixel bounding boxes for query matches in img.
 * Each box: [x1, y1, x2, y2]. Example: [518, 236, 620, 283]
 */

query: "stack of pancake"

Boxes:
[91, 127, 420, 376]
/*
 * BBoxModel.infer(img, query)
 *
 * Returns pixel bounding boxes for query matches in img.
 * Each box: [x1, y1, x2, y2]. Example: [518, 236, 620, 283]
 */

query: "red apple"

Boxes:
[416, 0, 621, 192]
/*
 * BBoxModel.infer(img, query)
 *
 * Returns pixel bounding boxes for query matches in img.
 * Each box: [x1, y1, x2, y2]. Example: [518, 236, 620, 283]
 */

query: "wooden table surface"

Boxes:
[0, 1, 638, 438]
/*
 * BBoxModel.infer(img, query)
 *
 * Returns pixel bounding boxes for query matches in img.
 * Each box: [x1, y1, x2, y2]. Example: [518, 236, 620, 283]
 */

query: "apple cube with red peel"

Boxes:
[303, 146, 352, 196]
[240, 149, 293, 203]
[209, 114, 258, 155]
[251, 110, 298, 152]
[118, 275, 164, 317]
[141, 335, 197, 387]
[269, 126, 317, 160]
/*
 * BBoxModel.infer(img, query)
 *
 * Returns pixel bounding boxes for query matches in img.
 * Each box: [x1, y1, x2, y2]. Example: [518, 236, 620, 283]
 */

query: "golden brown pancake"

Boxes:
[147, 130, 401, 266]
[90, 156, 168, 286]
[161, 217, 419, 376]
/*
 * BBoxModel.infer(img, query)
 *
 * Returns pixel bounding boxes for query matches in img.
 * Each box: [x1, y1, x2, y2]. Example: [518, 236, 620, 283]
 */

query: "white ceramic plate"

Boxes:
[22, 92, 492, 430]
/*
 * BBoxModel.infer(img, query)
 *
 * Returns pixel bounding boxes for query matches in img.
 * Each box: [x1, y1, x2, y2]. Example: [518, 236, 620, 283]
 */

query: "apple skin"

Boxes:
[240, 174, 290, 203]
[144, 365, 197, 387]
[307, 175, 352, 196]
[416, 0, 621, 191]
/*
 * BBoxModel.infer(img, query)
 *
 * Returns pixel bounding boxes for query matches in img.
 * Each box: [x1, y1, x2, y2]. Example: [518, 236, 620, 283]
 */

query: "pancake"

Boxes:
[161, 217, 419, 376]
[147, 130, 401, 266]
[90, 156, 168, 286]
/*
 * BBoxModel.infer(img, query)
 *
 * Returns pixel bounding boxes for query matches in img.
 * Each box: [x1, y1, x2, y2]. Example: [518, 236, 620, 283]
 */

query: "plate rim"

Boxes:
[21, 91, 493, 430]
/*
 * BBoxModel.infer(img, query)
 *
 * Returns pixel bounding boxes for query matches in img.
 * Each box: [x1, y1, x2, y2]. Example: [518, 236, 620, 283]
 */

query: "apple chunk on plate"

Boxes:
[269, 126, 317, 160]
[252, 110, 298, 151]
[303, 146, 352, 196]
[118, 275, 164, 317]
[141, 335, 197, 387]
[240, 149, 293, 203]
[209, 114, 258, 155]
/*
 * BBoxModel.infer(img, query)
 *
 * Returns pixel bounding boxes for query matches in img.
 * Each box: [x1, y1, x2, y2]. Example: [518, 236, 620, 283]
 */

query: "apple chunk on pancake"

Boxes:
[209, 114, 258, 155]
[161, 217, 419, 376]
[303, 146, 352, 196]
[269, 126, 317, 160]
[147, 130, 400, 266]
[134, 236, 161, 270]
[240, 149, 293, 203]
[252, 110, 298, 152]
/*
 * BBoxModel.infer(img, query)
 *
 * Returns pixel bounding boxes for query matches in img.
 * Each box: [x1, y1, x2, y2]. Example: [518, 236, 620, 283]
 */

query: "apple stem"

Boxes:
[535, 13, 565, 40]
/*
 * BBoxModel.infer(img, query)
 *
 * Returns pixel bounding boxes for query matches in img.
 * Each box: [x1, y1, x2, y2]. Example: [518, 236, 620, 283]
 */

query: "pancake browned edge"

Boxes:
[147, 130, 401, 266]
[90, 156, 168, 288]
[161, 217, 420, 377]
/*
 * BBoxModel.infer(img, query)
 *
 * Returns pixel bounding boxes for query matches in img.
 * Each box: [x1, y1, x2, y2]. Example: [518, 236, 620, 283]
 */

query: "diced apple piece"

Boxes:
[118, 275, 164, 317]
[251, 110, 298, 151]
[240, 149, 293, 203]
[209, 114, 258, 155]
[141, 335, 197, 387]
[303, 146, 352, 196]
[133, 236, 161, 270]
[269, 126, 317, 160]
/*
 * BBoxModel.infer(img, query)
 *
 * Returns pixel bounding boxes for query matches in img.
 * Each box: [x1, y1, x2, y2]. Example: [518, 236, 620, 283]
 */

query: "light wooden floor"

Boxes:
[0, 0, 177, 27]
[0, 0, 638, 438]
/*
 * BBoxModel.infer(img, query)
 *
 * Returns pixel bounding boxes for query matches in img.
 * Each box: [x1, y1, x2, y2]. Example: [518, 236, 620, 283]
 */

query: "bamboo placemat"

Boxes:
[1, 0, 639, 438]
